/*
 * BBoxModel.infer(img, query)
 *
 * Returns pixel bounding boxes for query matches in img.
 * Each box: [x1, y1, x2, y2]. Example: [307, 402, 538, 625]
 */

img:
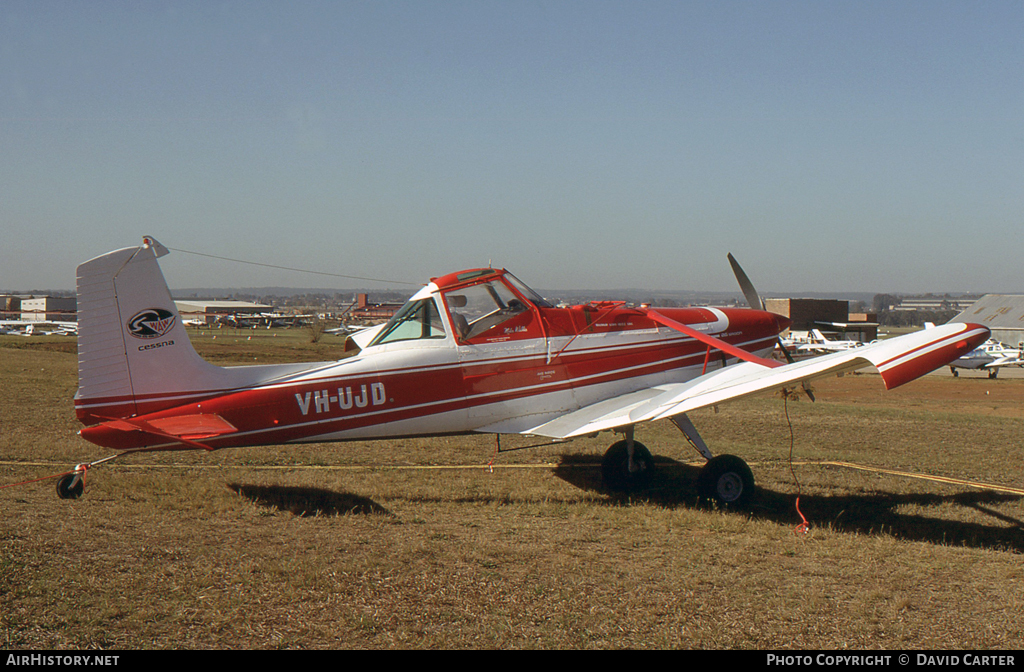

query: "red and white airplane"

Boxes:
[62, 237, 990, 505]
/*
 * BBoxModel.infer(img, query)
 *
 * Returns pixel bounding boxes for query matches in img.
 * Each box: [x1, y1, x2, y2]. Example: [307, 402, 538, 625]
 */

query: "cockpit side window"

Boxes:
[444, 279, 531, 342]
[504, 272, 553, 308]
[368, 297, 447, 346]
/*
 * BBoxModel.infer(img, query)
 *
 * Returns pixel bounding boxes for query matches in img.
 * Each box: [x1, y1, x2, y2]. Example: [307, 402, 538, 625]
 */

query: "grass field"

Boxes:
[2, 331, 1023, 649]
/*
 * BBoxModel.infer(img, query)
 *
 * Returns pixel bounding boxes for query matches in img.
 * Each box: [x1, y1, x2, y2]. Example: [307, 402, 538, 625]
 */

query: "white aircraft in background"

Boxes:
[0, 321, 78, 336]
[920, 322, 1023, 379]
[796, 329, 865, 353]
[949, 340, 1024, 378]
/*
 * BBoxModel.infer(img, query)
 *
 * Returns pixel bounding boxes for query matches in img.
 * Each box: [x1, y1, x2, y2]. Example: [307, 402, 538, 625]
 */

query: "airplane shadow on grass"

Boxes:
[553, 454, 1024, 554]
[228, 483, 393, 518]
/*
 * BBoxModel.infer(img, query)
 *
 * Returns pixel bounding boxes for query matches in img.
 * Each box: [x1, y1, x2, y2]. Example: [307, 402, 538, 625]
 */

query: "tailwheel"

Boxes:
[697, 454, 754, 508]
[56, 472, 84, 500]
[601, 440, 655, 492]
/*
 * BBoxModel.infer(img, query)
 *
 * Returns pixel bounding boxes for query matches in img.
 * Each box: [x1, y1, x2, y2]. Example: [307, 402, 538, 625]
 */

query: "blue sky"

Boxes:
[2, 1, 1021, 294]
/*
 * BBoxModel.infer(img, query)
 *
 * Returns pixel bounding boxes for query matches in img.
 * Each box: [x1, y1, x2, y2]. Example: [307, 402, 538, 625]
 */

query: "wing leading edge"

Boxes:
[526, 322, 989, 440]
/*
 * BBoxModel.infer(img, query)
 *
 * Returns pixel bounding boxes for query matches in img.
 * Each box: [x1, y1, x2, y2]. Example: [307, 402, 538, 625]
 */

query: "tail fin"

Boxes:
[74, 237, 323, 425]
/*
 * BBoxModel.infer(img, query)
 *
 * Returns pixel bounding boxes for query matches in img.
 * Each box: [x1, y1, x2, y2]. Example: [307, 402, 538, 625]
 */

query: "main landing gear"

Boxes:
[599, 415, 755, 508]
[695, 454, 755, 508]
[601, 432, 655, 491]
[950, 366, 998, 379]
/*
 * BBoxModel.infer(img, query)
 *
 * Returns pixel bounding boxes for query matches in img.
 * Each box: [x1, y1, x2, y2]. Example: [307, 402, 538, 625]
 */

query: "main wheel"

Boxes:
[697, 454, 754, 508]
[601, 440, 655, 491]
[56, 473, 84, 500]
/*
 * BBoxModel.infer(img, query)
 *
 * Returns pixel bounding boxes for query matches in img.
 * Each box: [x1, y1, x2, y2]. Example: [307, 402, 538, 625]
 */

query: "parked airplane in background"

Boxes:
[797, 329, 865, 353]
[213, 312, 316, 329]
[0, 320, 78, 336]
[60, 238, 989, 506]
[949, 340, 1024, 378]
[921, 323, 1023, 379]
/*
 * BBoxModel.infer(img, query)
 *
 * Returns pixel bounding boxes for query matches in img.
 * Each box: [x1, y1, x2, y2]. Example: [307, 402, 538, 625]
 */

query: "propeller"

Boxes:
[727, 253, 815, 401]
[727, 253, 765, 312]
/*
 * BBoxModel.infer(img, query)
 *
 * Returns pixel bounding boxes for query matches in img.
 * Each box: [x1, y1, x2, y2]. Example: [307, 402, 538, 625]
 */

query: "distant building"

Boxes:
[892, 296, 979, 311]
[951, 295, 1024, 347]
[0, 295, 24, 317]
[764, 298, 878, 341]
[350, 293, 402, 322]
[19, 296, 77, 322]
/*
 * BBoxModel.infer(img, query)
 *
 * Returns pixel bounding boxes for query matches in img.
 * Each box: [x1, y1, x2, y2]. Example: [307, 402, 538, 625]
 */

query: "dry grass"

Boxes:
[1, 333, 1023, 649]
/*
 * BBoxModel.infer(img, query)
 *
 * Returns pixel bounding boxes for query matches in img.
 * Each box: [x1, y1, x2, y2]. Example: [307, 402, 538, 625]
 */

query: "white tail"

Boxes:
[74, 237, 325, 423]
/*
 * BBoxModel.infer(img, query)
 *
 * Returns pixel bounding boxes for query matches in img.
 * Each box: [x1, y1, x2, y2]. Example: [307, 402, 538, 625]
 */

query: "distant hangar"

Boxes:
[952, 295, 1024, 347]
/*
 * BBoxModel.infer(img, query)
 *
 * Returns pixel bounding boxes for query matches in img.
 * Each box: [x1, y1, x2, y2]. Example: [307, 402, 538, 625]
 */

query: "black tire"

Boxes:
[601, 440, 655, 491]
[56, 473, 84, 500]
[697, 454, 754, 508]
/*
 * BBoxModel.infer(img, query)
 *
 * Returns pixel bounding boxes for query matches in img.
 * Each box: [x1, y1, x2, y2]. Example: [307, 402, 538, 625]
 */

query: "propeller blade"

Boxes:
[727, 253, 764, 311]
[726, 254, 814, 401]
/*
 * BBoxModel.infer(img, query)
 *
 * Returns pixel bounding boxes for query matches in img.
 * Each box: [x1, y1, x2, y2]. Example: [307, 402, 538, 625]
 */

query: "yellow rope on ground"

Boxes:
[792, 460, 1024, 497]
[3, 459, 1023, 496]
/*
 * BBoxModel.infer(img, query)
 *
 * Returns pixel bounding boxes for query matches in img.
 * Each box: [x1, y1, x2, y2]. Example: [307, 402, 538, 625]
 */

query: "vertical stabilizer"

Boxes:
[75, 237, 227, 422]
[75, 237, 335, 426]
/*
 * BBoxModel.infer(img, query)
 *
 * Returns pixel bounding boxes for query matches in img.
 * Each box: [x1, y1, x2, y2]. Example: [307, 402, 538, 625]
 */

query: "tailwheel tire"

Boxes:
[602, 440, 655, 492]
[56, 473, 84, 500]
[698, 454, 754, 508]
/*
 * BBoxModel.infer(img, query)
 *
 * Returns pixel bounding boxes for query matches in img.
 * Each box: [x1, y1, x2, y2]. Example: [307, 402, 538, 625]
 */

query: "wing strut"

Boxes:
[670, 414, 713, 461]
[645, 309, 781, 369]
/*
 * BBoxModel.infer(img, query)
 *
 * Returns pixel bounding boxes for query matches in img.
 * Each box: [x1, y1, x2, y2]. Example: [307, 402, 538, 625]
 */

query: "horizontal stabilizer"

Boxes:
[81, 413, 238, 451]
[144, 413, 238, 440]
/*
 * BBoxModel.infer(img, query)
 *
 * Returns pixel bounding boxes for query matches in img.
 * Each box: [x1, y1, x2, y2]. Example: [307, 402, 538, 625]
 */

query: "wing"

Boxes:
[986, 355, 1024, 369]
[526, 322, 989, 439]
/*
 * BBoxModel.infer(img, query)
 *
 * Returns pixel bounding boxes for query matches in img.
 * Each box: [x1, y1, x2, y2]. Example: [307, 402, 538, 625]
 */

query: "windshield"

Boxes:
[368, 297, 447, 346]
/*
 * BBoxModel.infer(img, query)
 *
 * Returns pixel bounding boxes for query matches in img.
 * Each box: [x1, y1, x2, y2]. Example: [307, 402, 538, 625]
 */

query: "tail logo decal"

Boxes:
[127, 308, 177, 339]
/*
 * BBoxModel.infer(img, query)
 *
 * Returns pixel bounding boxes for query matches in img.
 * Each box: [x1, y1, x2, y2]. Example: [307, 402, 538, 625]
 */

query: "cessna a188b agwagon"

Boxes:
[63, 237, 989, 505]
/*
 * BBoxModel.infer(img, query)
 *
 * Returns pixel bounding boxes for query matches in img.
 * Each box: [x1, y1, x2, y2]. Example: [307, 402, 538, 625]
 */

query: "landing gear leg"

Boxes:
[672, 413, 755, 508]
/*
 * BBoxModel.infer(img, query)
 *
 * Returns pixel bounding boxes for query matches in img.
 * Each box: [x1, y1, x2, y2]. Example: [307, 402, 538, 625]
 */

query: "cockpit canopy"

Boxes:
[367, 269, 550, 347]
